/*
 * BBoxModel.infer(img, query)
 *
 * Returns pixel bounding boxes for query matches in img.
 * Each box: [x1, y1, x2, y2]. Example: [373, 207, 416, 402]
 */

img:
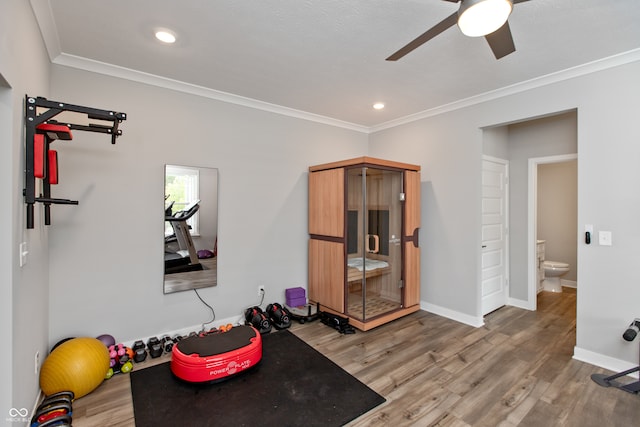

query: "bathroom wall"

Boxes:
[538, 160, 578, 282]
[506, 112, 578, 300]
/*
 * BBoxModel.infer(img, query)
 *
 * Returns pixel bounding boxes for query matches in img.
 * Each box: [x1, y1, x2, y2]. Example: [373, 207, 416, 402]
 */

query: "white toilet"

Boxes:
[542, 260, 570, 292]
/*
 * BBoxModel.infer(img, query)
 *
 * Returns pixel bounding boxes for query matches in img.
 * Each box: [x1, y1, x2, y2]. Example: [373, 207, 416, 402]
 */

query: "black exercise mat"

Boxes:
[130, 330, 385, 427]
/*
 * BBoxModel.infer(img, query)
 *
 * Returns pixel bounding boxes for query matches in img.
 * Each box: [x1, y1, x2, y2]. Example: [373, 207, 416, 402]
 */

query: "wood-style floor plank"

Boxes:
[70, 292, 639, 426]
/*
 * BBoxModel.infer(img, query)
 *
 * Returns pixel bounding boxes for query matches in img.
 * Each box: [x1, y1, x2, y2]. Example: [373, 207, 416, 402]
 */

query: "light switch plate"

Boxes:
[19, 242, 28, 267]
[599, 231, 612, 246]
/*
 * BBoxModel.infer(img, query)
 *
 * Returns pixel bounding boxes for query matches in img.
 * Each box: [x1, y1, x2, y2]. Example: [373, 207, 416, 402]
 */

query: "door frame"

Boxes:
[527, 153, 578, 310]
[481, 155, 509, 315]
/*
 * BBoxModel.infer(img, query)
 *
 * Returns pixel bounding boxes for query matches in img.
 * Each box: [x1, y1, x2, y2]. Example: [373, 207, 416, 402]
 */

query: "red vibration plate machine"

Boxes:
[171, 325, 262, 382]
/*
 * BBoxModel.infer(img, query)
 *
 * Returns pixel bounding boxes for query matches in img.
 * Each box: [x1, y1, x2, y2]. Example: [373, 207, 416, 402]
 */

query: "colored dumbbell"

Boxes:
[120, 358, 133, 374]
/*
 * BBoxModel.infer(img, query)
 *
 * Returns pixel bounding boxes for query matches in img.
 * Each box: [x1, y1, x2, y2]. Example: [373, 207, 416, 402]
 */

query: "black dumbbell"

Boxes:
[148, 344, 163, 358]
[132, 340, 145, 352]
[161, 335, 175, 353]
[146, 336, 163, 358]
[146, 337, 160, 350]
[133, 347, 147, 363]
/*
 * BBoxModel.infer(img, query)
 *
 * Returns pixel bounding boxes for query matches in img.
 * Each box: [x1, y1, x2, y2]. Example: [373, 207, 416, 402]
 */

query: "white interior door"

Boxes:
[481, 157, 509, 315]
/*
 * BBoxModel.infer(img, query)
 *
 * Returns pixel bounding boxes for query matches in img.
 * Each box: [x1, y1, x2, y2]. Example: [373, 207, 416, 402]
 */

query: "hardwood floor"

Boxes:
[71, 291, 639, 426]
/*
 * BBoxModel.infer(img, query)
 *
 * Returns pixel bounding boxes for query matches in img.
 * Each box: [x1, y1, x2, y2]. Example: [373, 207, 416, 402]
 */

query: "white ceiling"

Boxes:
[31, 0, 640, 131]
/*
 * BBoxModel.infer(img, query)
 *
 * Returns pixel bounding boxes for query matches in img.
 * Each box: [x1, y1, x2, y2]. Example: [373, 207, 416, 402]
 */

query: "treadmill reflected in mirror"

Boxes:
[164, 199, 204, 274]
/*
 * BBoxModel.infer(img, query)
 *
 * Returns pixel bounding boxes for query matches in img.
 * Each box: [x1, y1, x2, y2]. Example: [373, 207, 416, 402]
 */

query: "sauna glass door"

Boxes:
[346, 167, 403, 322]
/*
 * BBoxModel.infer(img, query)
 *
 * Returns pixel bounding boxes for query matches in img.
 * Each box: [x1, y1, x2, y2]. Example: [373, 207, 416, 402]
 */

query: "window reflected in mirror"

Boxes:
[164, 165, 218, 294]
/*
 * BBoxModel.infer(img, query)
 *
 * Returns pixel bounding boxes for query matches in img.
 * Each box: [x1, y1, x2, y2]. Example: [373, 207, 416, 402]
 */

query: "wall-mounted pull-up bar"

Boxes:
[24, 95, 127, 229]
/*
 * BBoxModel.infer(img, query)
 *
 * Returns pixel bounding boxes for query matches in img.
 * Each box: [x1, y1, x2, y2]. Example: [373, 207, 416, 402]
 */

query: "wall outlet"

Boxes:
[34, 351, 39, 375]
[258, 285, 265, 296]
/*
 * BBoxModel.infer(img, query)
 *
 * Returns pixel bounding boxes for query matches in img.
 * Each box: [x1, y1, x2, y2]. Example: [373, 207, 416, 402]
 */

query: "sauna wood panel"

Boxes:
[308, 238, 344, 312]
[308, 168, 343, 237]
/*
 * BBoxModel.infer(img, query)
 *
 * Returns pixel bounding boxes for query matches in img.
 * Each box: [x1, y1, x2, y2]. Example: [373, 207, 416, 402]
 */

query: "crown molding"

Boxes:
[55, 48, 640, 135]
[30, 0, 640, 135]
[30, 0, 61, 61]
[369, 48, 640, 133]
[53, 54, 370, 133]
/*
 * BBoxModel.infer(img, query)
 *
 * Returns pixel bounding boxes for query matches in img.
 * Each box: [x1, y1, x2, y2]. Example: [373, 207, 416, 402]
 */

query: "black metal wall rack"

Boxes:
[24, 95, 127, 229]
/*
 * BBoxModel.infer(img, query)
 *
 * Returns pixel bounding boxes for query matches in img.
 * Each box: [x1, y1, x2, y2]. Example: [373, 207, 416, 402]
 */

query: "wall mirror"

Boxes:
[163, 164, 218, 294]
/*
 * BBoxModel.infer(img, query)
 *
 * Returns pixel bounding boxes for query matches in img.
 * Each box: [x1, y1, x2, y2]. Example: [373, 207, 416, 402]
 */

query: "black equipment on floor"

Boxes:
[320, 310, 355, 334]
[164, 199, 203, 274]
[285, 302, 320, 324]
[244, 306, 272, 334]
[131, 330, 385, 427]
[30, 390, 74, 426]
[591, 318, 640, 394]
[265, 302, 291, 329]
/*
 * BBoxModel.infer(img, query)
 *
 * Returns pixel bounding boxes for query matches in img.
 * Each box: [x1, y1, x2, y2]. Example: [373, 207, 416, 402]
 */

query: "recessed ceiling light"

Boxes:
[155, 30, 176, 44]
[373, 103, 385, 110]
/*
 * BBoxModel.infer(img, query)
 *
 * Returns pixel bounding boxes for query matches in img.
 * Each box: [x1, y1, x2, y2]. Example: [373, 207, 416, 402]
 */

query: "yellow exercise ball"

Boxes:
[40, 337, 110, 399]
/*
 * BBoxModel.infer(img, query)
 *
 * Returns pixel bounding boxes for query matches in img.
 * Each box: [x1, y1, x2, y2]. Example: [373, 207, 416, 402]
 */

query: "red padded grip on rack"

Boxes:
[48, 150, 58, 184]
[36, 123, 72, 140]
[34, 134, 46, 178]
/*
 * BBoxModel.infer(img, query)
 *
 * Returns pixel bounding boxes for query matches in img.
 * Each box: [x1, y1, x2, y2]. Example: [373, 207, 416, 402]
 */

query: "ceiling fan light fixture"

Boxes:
[458, 0, 513, 37]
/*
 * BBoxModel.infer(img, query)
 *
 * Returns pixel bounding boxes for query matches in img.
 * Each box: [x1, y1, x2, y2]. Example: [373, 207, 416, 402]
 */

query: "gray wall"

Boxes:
[370, 63, 640, 369]
[47, 66, 368, 345]
[1, 0, 52, 417]
[5, 2, 640, 412]
[538, 160, 578, 282]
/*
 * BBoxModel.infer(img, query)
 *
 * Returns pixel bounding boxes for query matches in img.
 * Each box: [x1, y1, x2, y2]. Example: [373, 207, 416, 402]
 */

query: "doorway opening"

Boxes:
[527, 154, 578, 309]
[482, 109, 577, 313]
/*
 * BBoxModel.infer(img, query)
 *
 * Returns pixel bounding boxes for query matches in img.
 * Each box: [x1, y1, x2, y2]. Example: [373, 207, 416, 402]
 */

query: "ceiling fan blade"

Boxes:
[386, 12, 458, 61]
[484, 21, 515, 59]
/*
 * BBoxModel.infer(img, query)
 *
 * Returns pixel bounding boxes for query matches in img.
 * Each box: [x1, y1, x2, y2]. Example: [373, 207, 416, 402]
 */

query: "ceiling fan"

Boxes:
[386, 0, 531, 61]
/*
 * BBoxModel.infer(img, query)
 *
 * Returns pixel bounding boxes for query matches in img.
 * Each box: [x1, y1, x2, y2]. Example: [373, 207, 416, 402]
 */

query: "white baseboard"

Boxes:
[573, 346, 639, 379]
[561, 279, 577, 288]
[507, 297, 535, 310]
[121, 314, 244, 349]
[421, 301, 484, 327]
